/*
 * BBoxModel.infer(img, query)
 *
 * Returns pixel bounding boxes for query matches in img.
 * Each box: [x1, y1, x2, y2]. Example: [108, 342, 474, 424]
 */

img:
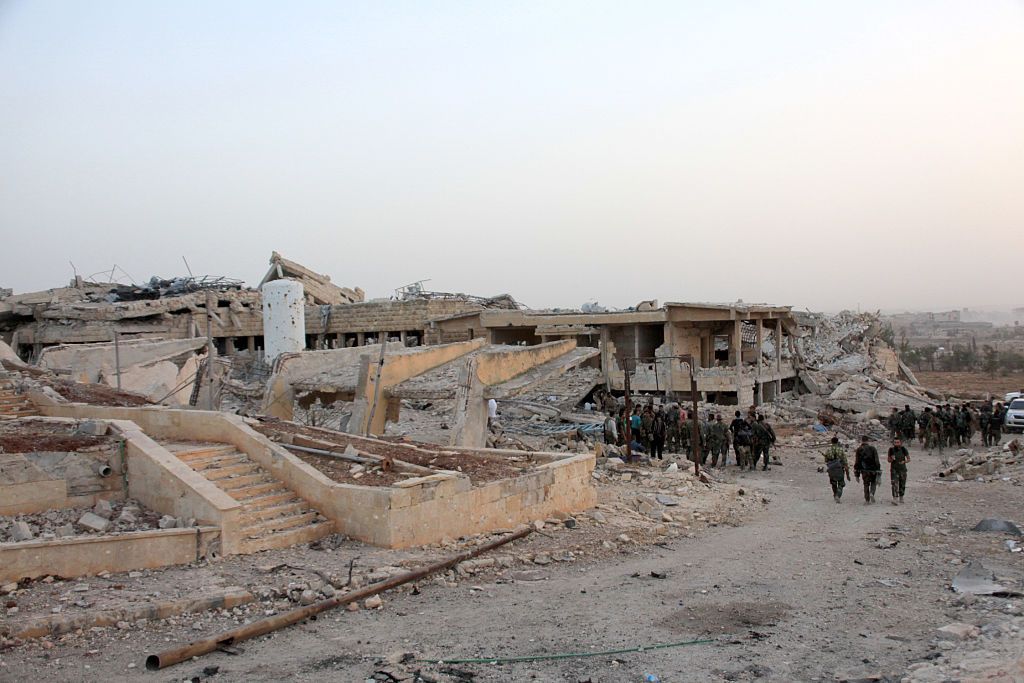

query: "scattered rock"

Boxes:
[510, 570, 546, 582]
[54, 524, 75, 538]
[936, 622, 980, 641]
[93, 499, 114, 519]
[656, 495, 679, 507]
[158, 515, 178, 530]
[364, 595, 383, 610]
[533, 553, 552, 566]
[76, 420, 108, 436]
[76, 512, 110, 533]
[563, 517, 577, 529]
[299, 590, 318, 605]
[10, 521, 34, 542]
[116, 509, 137, 525]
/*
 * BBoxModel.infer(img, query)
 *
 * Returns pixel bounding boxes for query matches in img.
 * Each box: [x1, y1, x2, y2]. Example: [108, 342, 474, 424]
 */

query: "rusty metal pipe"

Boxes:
[145, 526, 534, 670]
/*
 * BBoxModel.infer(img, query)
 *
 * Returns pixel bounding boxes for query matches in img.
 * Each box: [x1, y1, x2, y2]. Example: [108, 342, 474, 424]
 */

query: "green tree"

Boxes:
[982, 345, 999, 376]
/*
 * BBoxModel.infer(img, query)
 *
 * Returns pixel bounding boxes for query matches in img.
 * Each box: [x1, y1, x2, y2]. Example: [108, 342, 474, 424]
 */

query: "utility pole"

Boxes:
[113, 330, 122, 391]
[623, 361, 632, 462]
[205, 290, 215, 411]
[364, 340, 388, 436]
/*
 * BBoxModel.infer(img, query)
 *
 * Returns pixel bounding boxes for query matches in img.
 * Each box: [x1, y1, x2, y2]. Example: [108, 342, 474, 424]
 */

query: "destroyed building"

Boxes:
[0, 254, 517, 368]
[431, 302, 801, 406]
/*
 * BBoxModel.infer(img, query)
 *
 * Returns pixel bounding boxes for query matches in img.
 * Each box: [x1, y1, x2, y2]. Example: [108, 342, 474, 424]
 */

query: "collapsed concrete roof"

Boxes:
[259, 252, 364, 306]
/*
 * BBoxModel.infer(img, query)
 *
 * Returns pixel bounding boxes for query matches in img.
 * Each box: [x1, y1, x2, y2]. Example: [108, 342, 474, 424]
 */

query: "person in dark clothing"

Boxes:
[730, 411, 752, 469]
[888, 438, 910, 505]
[823, 436, 850, 503]
[751, 414, 775, 471]
[854, 435, 881, 504]
[650, 407, 667, 460]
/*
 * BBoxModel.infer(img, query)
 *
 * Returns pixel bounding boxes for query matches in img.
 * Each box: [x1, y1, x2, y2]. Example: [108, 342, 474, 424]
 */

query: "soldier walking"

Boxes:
[887, 408, 900, 441]
[888, 438, 910, 505]
[823, 437, 850, 503]
[730, 411, 753, 469]
[751, 414, 775, 471]
[900, 405, 917, 445]
[854, 436, 881, 504]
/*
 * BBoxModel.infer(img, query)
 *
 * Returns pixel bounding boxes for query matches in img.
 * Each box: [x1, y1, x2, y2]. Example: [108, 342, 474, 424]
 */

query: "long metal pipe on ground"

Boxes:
[281, 442, 375, 464]
[145, 526, 534, 671]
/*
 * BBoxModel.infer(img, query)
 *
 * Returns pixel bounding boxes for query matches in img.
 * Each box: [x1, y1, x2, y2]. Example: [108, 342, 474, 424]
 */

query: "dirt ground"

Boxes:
[254, 419, 529, 483]
[0, 419, 113, 452]
[2, 435, 1022, 682]
[916, 371, 1024, 399]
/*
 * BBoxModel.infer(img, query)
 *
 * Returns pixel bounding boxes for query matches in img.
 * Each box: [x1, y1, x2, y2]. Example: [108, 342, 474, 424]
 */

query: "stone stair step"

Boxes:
[217, 473, 274, 491]
[188, 453, 249, 471]
[242, 491, 296, 510]
[203, 462, 263, 481]
[228, 481, 289, 500]
[241, 500, 306, 522]
[174, 445, 239, 461]
[240, 510, 319, 536]
[238, 520, 334, 554]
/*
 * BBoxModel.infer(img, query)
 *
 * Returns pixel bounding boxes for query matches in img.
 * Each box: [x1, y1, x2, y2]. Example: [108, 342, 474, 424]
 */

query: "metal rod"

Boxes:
[145, 526, 534, 671]
[281, 443, 376, 464]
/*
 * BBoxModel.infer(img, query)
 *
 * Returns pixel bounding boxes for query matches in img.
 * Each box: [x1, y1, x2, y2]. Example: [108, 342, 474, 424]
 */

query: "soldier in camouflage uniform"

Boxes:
[854, 435, 881, 504]
[708, 414, 729, 467]
[751, 414, 774, 471]
[989, 403, 1004, 447]
[980, 402, 993, 447]
[955, 405, 971, 446]
[887, 437, 910, 505]
[887, 408, 901, 442]
[900, 405, 916, 444]
[823, 436, 850, 503]
[665, 403, 681, 453]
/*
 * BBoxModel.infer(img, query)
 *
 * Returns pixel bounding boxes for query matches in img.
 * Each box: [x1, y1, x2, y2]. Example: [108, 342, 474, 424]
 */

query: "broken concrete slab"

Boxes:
[10, 521, 34, 541]
[76, 511, 110, 533]
[971, 519, 1023, 536]
[951, 562, 1018, 596]
[75, 420, 109, 437]
[936, 622, 980, 641]
[93, 499, 114, 519]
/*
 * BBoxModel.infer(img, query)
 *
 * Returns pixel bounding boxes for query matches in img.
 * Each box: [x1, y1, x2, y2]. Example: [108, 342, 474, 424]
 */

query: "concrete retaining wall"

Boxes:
[0, 527, 219, 583]
[33, 399, 596, 550]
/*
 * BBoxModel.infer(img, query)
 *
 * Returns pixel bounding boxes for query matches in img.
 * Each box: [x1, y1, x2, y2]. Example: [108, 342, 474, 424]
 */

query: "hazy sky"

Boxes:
[2, 1, 1022, 312]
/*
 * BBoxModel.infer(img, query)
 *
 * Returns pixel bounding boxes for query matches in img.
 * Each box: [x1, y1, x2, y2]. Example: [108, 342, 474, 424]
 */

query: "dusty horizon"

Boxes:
[2, 2, 1022, 311]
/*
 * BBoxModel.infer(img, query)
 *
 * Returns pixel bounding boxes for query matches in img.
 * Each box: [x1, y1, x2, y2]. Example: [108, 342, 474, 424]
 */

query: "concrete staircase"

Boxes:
[161, 440, 334, 553]
[0, 377, 39, 418]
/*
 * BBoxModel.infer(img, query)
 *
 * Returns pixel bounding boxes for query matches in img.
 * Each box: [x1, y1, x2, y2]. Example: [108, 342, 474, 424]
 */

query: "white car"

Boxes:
[1005, 391, 1023, 404]
[1005, 398, 1024, 434]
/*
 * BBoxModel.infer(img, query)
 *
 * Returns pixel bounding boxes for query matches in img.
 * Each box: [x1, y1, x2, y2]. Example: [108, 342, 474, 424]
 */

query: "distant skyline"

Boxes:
[2, 1, 1022, 312]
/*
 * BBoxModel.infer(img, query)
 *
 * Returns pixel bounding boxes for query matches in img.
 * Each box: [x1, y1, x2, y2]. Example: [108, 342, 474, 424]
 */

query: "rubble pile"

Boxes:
[789, 311, 941, 426]
[0, 499, 168, 542]
[936, 440, 1024, 485]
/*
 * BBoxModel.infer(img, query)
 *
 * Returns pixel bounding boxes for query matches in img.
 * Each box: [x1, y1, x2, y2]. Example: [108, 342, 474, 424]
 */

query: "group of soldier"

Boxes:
[822, 435, 910, 506]
[887, 401, 1008, 451]
[600, 398, 777, 472]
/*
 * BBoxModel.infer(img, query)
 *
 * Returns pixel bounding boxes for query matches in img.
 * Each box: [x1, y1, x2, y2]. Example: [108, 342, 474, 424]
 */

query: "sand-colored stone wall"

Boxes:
[0, 527, 219, 583]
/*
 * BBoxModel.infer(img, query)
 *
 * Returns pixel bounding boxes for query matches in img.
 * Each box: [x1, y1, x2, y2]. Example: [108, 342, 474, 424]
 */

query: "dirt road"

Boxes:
[3, 441, 1021, 682]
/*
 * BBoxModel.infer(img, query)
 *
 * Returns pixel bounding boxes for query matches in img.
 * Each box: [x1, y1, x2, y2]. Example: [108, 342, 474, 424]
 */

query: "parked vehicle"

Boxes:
[1005, 398, 1024, 434]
